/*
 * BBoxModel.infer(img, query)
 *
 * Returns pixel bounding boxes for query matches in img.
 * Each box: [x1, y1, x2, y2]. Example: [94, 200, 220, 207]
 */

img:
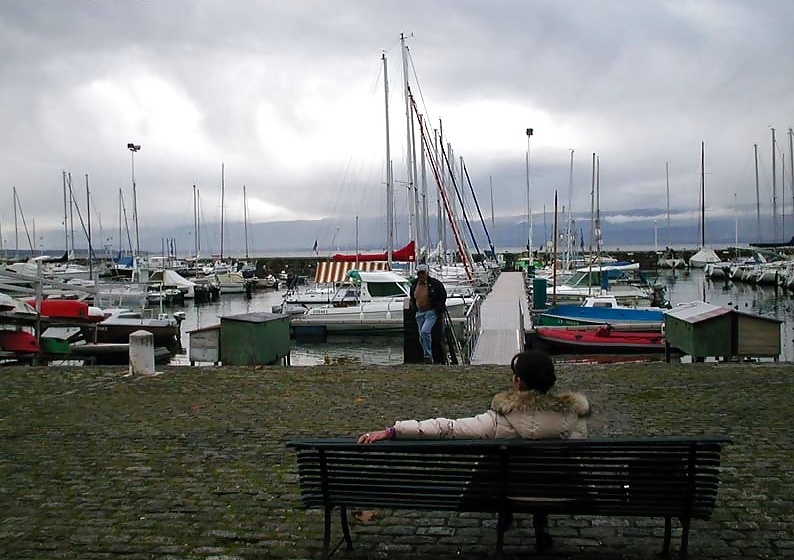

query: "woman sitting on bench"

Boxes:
[358, 349, 590, 551]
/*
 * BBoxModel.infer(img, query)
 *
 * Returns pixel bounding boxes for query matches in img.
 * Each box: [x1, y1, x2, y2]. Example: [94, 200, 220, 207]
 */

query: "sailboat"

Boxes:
[657, 162, 687, 269]
[688, 142, 720, 268]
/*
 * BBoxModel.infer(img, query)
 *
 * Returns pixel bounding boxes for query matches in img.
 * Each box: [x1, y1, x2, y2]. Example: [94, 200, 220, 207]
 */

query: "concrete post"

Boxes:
[129, 330, 155, 375]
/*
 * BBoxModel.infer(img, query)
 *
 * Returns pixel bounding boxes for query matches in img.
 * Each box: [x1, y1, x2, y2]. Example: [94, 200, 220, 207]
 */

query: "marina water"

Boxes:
[170, 269, 794, 366]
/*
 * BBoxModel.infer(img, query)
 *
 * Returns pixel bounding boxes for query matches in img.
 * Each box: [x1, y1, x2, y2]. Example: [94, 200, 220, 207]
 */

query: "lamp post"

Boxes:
[525, 128, 534, 258]
[127, 142, 141, 256]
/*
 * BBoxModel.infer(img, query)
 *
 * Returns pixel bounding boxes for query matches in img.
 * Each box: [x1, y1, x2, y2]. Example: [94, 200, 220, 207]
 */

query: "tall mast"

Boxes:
[243, 184, 249, 259]
[790, 129, 794, 231]
[13, 186, 19, 258]
[772, 128, 778, 240]
[700, 141, 705, 247]
[489, 176, 495, 234]
[382, 51, 393, 266]
[193, 184, 198, 261]
[665, 162, 671, 247]
[220, 163, 225, 260]
[754, 143, 761, 242]
[595, 156, 601, 258]
[86, 174, 93, 279]
[525, 127, 533, 257]
[400, 33, 416, 265]
[126, 143, 141, 256]
[68, 173, 75, 258]
[589, 152, 595, 263]
[62, 171, 69, 256]
[566, 149, 574, 268]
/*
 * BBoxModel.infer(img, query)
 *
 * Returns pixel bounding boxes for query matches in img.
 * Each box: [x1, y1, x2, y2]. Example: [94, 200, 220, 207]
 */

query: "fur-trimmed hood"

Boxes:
[491, 390, 590, 418]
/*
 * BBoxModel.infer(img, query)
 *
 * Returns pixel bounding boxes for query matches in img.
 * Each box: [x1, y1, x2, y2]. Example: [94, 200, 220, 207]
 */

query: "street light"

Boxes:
[525, 128, 534, 257]
[127, 143, 141, 256]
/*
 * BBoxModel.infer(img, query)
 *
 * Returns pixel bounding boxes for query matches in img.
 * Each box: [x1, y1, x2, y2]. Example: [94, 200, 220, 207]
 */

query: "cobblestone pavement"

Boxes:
[1, 361, 792, 559]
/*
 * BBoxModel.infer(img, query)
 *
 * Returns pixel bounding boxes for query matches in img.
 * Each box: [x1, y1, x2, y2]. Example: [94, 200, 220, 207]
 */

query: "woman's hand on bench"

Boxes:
[358, 429, 389, 444]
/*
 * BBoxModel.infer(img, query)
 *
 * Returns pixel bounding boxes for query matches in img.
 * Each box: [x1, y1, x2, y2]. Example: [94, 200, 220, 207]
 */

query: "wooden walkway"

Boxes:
[469, 272, 529, 365]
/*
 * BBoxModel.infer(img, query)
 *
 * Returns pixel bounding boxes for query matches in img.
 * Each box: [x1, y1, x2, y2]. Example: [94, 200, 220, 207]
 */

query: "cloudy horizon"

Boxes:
[2, 0, 793, 253]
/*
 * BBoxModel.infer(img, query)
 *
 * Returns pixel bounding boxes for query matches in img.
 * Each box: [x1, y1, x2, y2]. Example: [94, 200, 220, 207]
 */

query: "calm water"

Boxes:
[169, 269, 794, 366]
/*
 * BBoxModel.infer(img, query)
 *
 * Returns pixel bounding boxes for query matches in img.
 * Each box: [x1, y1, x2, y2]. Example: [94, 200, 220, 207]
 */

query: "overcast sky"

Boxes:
[2, 0, 793, 250]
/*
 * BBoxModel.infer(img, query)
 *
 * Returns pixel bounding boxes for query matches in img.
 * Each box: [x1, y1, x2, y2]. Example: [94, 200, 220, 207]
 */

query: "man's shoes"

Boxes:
[423, 357, 434, 364]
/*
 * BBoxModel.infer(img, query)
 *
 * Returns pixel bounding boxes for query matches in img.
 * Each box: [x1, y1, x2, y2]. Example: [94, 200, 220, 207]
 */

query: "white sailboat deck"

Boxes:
[469, 272, 529, 365]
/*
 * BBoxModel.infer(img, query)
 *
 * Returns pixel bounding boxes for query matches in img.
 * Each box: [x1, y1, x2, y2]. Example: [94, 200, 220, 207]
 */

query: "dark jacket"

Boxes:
[409, 275, 447, 313]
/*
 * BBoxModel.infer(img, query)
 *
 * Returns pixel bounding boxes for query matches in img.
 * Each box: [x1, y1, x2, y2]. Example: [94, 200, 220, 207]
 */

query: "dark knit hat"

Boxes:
[510, 350, 556, 393]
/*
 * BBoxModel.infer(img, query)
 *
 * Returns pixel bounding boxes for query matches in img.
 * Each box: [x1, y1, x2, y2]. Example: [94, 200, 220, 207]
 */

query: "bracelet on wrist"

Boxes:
[385, 426, 396, 439]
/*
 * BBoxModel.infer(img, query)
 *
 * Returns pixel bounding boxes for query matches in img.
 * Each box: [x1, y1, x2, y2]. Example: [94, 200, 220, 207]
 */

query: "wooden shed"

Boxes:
[664, 301, 781, 362]
[188, 324, 220, 365]
[732, 310, 782, 359]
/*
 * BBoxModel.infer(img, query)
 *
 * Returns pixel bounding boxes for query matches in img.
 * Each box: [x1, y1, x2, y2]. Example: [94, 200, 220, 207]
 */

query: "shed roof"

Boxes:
[220, 312, 288, 324]
[665, 301, 731, 323]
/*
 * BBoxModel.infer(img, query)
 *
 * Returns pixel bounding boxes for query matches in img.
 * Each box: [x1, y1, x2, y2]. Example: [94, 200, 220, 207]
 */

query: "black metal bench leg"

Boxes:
[679, 516, 691, 559]
[340, 506, 353, 550]
[496, 510, 512, 554]
[322, 505, 333, 560]
[660, 516, 672, 556]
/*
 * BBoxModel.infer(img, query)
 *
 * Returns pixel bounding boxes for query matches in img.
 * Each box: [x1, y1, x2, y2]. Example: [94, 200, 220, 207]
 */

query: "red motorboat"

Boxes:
[0, 330, 40, 353]
[535, 325, 665, 353]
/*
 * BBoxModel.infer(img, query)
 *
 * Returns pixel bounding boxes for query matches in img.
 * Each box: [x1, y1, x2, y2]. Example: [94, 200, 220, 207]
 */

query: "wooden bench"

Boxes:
[288, 436, 730, 559]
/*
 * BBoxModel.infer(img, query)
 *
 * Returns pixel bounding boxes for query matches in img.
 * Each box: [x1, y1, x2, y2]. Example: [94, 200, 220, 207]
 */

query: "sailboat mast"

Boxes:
[665, 162, 671, 247]
[596, 156, 601, 258]
[772, 128, 778, 241]
[566, 149, 574, 269]
[86, 174, 93, 280]
[243, 184, 249, 259]
[13, 186, 19, 258]
[700, 141, 705, 247]
[193, 184, 198, 261]
[382, 51, 393, 266]
[790, 129, 794, 228]
[68, 173, 75, 258]
[400, 33, 416, 266]
[754, 143, 761, 242]
[220, 163, 225, 260]
[62, 171, 69, 256]
[489, 176, 495, 234]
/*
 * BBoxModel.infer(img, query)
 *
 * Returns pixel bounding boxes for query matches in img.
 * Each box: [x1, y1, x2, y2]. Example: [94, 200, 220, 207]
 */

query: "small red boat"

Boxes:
[0, 330, 40, 353]
[24, 299, 90, 319]
[535, 326, 665, 353]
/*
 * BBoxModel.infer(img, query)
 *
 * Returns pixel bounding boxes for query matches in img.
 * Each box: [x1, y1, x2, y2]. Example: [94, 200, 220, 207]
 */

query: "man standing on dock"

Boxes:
[410, 264, 447, 364]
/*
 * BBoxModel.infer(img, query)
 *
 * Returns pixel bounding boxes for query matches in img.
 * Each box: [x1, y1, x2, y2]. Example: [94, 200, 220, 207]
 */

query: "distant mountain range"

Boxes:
[9, 207, 791, 257]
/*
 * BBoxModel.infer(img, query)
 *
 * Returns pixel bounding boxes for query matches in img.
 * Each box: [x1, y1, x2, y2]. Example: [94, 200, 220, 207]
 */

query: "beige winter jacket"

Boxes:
[394, 390, 590, 440]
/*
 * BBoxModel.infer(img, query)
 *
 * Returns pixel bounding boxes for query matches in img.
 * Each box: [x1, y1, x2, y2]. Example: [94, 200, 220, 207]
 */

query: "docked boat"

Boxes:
[534, 296, 666, 328]
[534, 326, 665, 353]
[83, 310, 184, 346]
[545, 263, 663, 307]
[290, 270, 472, 335]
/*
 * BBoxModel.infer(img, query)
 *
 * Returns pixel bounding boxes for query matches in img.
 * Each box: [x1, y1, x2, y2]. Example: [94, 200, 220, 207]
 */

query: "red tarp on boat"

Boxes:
[331, 241, 415, 262]
[0, 331, 40, 353]
[24, 299, 89, 319]
[536, 326, 665, 353]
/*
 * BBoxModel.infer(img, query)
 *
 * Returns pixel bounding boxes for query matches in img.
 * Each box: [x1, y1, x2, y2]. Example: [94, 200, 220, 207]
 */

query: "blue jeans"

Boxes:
[415, 309, 438, 360]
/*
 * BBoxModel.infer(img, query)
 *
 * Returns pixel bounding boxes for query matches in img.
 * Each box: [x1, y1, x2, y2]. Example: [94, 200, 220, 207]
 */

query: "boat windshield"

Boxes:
[368, 281, 409, 298]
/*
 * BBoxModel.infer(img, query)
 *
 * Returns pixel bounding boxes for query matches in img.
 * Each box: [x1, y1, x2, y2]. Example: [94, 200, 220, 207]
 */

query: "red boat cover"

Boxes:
[0, 331, 40, 353]
[24, 299, 89, 319]
[331, 241, 415, 262]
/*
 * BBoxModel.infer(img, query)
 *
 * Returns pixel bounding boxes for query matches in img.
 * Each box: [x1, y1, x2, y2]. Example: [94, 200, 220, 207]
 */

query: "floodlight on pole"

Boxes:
[127, 143, 141, 256]
[525, 128, 534, 257]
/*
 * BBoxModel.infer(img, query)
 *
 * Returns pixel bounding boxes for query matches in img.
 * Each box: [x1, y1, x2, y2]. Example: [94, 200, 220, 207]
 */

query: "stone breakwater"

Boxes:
[0, 362, 792, 559]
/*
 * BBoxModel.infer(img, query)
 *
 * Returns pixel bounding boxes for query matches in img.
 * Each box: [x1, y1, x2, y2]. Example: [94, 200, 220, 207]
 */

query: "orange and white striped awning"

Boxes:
[315, 261, 391, 284]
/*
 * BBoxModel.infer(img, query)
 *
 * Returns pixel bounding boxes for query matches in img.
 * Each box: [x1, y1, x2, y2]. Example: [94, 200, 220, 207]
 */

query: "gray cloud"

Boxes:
[1, 0, 793, 252]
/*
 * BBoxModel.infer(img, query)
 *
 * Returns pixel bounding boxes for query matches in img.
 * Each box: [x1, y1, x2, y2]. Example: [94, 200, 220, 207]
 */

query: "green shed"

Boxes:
[664, 302, 782, 362]
[220, 312, 291, 365]
[664, 302, 732, 361]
